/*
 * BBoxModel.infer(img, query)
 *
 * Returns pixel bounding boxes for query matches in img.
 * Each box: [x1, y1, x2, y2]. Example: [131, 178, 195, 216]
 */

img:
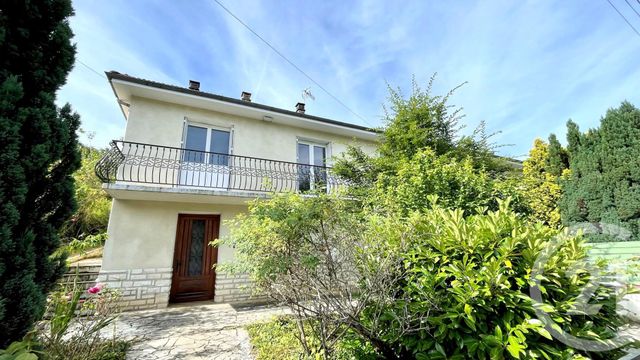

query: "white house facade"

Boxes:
[95, 72, 378, 310]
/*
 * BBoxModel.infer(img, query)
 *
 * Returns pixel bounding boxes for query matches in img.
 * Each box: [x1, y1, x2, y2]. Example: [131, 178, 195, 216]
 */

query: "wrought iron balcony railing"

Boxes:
[95, 140, 347, 194]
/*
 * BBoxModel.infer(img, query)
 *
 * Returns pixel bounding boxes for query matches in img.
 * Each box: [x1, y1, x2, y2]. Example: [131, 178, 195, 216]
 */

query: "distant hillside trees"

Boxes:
[60, 145, 111, 240]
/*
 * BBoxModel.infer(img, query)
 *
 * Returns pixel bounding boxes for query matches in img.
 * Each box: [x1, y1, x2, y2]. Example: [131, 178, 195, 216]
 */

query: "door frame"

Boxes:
[169, 213, 220, 303]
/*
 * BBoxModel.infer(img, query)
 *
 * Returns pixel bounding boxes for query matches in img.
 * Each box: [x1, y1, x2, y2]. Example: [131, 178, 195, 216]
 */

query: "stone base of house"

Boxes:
[214, 273, 266, 303]
[97, 269, 266, 311]
[97, 268, 173, 311]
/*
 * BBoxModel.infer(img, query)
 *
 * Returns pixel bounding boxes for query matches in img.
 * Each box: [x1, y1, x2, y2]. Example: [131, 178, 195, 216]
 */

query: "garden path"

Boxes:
[111, 302, 288, 360]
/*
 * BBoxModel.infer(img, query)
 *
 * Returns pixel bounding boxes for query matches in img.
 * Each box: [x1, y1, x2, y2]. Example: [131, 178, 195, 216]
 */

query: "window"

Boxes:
[183, 125, 231, 165]
[180, 123, 232, 188]
[297, 141, 327, 192]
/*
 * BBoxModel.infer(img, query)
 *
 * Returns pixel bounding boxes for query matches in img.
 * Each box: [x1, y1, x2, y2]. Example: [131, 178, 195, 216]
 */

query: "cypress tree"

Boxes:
[560, 102, 640, 241]
[547, 133, 569, 177]
[0, 0, 81, 345]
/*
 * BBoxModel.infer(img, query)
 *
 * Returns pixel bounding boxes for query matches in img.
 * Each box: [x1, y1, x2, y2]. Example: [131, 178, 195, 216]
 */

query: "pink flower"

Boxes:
[87, 284, 103, 294]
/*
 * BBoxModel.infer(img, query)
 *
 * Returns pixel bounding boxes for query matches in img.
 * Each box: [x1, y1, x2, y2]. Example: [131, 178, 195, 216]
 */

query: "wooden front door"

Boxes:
[170, 214, 219, 303]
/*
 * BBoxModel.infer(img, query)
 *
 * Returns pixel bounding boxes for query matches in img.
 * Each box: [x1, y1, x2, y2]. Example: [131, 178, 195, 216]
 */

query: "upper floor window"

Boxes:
[183, 124, 231, 166]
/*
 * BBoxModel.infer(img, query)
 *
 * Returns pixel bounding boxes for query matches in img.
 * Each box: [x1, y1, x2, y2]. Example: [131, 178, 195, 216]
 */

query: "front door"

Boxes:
[170, 214, 219, 303]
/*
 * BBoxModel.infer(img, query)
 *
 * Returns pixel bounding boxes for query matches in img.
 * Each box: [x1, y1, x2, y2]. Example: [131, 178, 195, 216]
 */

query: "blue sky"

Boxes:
[57, 0, 640, 158]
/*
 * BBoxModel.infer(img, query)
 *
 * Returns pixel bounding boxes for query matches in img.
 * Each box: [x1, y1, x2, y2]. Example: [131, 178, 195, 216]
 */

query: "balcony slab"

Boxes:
[103, 183, 271, 205]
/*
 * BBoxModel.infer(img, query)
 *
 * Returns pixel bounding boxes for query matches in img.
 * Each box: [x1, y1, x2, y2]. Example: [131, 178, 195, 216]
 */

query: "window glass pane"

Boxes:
[313, 146, 326, 167]
[184, 125, 207, 163]
[297, 143, 309, 165]
[297, 143, 310, 191]
[187, 219, 205, 276]
[313, 146, 327, 190]
[209, 129, 230, 166]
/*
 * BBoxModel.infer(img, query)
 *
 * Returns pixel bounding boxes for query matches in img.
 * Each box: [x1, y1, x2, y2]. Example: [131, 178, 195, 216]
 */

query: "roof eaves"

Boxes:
[105, 71, 380, 134]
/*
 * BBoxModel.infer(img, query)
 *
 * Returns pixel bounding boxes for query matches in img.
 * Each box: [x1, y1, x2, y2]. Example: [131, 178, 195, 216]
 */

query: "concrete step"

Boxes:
[59, 258, 102, 290]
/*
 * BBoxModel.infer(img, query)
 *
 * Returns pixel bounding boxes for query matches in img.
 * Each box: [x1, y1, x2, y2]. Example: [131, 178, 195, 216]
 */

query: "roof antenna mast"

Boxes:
[302, 88, 315, 102]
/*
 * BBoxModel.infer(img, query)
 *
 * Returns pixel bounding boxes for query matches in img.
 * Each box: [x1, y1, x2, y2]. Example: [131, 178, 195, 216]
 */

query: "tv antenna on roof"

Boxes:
[302, 88, 315, 102]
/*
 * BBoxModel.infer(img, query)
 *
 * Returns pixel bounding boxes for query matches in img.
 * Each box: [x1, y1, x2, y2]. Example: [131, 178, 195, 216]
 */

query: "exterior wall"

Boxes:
[100, 94, 378, 310]
[99, 199, 264, 310]
[124, 96, 378, 164]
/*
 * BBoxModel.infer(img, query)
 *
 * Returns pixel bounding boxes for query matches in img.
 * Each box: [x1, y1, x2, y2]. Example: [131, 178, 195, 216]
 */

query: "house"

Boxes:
[95, 72, 378, 310]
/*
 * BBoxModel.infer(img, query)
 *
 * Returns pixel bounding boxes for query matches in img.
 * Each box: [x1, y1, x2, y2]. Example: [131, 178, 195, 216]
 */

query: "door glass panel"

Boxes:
[187, 219, 205, 276]
[297, 143, 310, 191]
[184, 125, 207, 163]
[209, 129, 230, 166]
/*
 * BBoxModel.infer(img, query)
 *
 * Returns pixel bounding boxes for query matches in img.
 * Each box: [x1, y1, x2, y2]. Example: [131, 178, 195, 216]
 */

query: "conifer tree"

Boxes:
[547, 133, 569, 177]
[0, 0, 81, 345]
[522, 139, 562, 227]
[560, 102, 640, 240]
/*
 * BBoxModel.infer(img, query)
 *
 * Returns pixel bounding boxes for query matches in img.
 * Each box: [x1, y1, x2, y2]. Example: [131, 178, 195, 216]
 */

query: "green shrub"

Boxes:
[219, 193, 411, 358]
[60, 232, 108, 256]
[88, 341, 130, 360]
[378, 148, 492, 215]
[396, 199, 628, 359]
[0, 332, 44, 359]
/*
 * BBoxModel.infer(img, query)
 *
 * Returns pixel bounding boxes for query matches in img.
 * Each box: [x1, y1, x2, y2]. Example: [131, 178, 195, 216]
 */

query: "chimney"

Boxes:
[295, 102, 305, 114]
[241, 91, 252, 102]
[188, 80, 200, 91]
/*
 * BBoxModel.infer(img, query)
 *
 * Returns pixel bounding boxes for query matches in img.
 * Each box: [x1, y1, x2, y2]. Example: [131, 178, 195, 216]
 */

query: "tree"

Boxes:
[547, 134, 569, 177]
[0, 0, 81, 345]
[521, 139, 563, 227]
[379, 148, 493, 215]
[334, 75, 508, 189]
[218, 193, 427, 359]
[560, 102, 640, 241]
[379, 76, 462, 161]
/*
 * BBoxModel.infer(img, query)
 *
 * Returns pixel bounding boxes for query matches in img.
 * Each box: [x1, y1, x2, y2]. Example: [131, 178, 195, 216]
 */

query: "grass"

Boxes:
[246, 318, 304, 360]
[246, 317, 378, 360]
[89, 340, 130, 360]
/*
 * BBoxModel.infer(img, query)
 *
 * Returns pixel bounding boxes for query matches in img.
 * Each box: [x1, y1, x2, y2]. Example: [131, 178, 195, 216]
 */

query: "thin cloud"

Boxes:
[57, 0, 640, 156]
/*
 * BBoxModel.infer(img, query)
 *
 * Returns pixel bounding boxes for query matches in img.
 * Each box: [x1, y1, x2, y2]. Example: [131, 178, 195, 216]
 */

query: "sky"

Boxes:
[57, 0, 640, 159]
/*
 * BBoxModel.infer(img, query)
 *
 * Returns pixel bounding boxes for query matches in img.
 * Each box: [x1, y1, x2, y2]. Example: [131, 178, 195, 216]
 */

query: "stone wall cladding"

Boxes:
[97, 268, 173, 311]
[98, 269, 266, 310]
[214, 273, 267, 303]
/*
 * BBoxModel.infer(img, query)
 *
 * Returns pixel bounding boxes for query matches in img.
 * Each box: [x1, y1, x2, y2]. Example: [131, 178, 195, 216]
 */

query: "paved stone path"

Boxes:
[111, 302, 288, 360]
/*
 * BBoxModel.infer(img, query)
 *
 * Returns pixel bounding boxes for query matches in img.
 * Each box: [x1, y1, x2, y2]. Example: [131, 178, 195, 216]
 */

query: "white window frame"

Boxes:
[296, 138, 329, 191]
[296, 139, 328, 166]
[181, 118, 234, 158]
[178, 119, 234, 189]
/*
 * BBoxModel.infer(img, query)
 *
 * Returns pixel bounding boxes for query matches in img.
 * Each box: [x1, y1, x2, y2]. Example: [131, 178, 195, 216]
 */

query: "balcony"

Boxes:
[95, 141, 346, 200]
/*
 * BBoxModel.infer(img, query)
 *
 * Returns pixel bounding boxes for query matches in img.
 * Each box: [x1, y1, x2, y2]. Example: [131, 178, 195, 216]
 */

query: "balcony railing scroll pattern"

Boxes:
[95, 140, 346, 194]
